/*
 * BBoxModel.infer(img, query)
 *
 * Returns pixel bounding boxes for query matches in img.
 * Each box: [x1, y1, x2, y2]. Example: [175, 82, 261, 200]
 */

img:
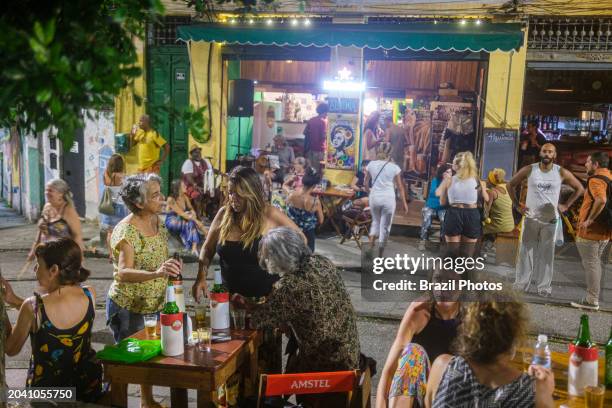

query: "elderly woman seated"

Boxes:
[245, 227, 360, 373]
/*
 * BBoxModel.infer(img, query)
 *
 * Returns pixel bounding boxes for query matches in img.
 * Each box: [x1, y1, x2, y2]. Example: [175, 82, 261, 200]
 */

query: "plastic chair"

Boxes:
[257, 370, 367, 408]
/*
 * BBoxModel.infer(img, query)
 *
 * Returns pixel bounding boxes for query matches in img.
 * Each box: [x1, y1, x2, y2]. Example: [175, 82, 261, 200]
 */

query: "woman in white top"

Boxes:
[363, 111, 384, 161]
[436, 152, 488, 248]
[365, 142, 409, 257]
[100, 154, 128, 261]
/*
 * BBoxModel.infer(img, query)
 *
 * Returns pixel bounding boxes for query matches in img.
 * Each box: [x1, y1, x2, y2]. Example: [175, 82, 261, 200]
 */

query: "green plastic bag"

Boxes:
[96, 338, 161, 364]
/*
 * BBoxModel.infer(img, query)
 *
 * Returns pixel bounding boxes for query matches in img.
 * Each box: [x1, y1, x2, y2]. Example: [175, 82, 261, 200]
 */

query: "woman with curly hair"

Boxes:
[425, 292, 554, 408]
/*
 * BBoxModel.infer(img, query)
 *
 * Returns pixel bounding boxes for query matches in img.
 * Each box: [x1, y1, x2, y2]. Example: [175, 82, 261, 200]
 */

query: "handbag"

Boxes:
[98, 187, 115, 215]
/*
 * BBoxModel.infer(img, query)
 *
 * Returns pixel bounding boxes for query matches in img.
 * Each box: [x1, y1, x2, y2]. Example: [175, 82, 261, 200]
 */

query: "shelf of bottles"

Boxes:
[521, 113, 605, 141]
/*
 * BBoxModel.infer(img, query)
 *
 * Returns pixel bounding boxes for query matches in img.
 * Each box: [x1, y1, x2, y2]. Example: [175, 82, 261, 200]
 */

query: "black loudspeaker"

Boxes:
[228, 79, 254, 117]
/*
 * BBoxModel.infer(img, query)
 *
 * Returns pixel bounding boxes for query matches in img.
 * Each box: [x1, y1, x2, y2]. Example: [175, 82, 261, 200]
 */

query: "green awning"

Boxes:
[177, 22, 523, 53]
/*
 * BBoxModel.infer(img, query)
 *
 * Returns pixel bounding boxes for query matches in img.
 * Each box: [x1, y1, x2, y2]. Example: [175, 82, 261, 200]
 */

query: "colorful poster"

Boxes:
[326, 113, 358, 170]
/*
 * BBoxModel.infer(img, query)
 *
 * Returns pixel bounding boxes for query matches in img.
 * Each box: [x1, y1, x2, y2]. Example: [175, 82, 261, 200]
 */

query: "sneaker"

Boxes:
[570, 298, 600, 311]
[537, 290, 552, 298]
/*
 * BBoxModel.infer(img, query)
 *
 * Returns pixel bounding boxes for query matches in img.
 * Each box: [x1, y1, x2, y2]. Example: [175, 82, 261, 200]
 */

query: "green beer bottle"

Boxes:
[573, 314, 594, 348]
[163, 282, 180, 315]
[606, 325, 612, 389]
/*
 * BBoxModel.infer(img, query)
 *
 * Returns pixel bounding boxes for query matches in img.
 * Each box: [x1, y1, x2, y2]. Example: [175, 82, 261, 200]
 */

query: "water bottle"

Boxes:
[532, 334, 552, 369]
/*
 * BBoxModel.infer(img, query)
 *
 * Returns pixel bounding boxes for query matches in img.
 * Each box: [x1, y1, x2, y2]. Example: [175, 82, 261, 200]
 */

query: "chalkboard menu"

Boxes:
[481, 128, 518, 179]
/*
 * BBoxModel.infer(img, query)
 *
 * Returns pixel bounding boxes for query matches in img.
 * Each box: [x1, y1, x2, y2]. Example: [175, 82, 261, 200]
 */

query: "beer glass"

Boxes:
[197, 327, 212, 352]
[194, 303, 207, 329]
[231, 309, 246, 330]
[143, 314, 158, 339]
[584, 385, 604, 408]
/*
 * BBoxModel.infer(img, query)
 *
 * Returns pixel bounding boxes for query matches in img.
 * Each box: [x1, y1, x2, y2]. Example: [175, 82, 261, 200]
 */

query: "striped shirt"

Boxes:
[433, 356, 535, 408]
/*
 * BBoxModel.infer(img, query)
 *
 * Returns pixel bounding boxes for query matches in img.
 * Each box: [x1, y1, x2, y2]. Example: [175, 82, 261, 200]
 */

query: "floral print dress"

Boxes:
[108, 221, 168, 314]
[27, 288, 103, 402]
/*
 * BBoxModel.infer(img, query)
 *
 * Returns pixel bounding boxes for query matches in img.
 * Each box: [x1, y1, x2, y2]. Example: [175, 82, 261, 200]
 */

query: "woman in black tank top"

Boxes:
[192, 166, 303, 301]
[377, 300, 461, 408]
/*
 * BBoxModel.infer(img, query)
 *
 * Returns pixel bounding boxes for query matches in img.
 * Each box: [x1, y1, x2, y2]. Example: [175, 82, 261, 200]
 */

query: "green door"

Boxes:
[147, 45, 190, 194]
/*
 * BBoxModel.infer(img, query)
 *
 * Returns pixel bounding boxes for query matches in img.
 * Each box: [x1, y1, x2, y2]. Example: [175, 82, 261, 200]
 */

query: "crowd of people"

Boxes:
[0, 112, 608, 407]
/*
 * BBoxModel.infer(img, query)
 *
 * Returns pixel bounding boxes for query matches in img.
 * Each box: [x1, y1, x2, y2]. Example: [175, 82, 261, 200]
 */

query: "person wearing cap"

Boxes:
[181, 145, 210, 217]
[483, 168, 515, 240]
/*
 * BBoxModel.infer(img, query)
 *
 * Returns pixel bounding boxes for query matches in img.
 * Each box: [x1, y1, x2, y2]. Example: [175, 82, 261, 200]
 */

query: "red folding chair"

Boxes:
[257, 370, 363, 408]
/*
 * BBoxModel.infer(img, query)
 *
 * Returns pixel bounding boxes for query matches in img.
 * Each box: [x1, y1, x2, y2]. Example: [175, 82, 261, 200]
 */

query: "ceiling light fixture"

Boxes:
[545, 78, 573, 93]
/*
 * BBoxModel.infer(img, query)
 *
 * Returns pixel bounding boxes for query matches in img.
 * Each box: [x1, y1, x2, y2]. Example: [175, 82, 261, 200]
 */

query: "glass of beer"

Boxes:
[584, 384, 605, 408]
[194, 303, 207, 329]
[143, 314, 158, 339]
[197, 327, 212, 352]
[521, 350, 533, 373]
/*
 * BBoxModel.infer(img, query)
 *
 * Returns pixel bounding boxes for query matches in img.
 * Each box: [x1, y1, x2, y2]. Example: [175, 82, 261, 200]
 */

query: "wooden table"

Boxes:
[513, 347, 611, 407]
[99, 329, 261, 408]
[314, 187, 355, 236]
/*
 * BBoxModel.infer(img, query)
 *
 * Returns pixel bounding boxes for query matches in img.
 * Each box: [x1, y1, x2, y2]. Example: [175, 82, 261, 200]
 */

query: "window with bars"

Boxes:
[528, 18, 612, 51]
[147, 16, 192, 46]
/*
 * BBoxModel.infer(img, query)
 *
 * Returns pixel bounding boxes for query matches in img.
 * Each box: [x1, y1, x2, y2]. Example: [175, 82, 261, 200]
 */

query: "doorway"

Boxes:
[147, 45, 190, 194]
[61, 129, 86, 216]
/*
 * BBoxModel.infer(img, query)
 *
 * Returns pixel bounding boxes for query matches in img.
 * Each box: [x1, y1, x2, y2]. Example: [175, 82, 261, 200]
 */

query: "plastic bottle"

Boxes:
[531, 334, 552, 369]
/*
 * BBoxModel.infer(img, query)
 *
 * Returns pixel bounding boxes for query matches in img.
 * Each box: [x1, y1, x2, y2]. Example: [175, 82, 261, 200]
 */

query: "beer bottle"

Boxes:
[606, 325, 612, 389]
[163, 282, 180, 315]
[574, 314, 594, 348]
[211, 269, 227, 294]
[171, 253, 185, 313]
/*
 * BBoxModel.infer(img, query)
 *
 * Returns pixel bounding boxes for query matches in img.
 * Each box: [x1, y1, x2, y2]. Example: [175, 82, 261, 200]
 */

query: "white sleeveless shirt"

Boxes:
[525, 163, 562, 222]
[447, 176, 478, 205]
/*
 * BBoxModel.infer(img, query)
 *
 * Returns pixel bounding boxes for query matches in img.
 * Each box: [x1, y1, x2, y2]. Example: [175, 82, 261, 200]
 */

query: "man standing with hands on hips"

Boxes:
[571, 152, 611, 311]
[131, 114, 169, 174]
[508, 143, 584, 297]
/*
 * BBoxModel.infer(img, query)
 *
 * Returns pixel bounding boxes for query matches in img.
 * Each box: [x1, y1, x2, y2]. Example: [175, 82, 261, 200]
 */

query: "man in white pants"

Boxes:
[507, 144, 584, 297]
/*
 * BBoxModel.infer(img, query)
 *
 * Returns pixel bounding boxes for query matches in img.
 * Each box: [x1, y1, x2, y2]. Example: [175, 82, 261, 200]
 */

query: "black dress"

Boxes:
[412, 304, 460, 363]
[216, 237, 279, 298]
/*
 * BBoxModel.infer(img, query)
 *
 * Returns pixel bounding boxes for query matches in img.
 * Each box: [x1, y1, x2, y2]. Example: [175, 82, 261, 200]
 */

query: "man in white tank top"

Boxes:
[507, 144, 584, 297]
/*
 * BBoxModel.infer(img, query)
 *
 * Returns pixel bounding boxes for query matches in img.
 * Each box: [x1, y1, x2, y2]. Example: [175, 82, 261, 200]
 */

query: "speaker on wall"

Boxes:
[228, 79, 254, 117]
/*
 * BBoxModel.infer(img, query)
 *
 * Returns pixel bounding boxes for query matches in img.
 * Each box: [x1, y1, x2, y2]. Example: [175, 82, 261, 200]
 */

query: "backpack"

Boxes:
[586, 174, 612, 229]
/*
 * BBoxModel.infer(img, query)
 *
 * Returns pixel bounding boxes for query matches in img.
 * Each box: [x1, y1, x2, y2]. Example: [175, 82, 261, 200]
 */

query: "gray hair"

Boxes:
[120, 173, 162, 214]
[258, 227, 311, 276]
[46, 179, 74, 207]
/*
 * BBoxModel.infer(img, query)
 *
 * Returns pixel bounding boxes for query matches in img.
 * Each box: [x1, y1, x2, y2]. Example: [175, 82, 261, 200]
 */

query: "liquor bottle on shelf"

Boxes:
[161, 282, 184, 356]
[568, 315, 598, 396]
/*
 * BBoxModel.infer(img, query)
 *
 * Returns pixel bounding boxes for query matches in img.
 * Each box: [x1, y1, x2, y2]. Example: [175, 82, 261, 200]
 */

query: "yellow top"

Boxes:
[108, 221, 168, 314]
[134, 129, 166, 170]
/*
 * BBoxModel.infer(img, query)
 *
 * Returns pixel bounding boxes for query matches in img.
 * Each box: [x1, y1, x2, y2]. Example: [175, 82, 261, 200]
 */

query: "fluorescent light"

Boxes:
[363, 98, 378, 116]
[323, 80, 366, 92]
[291, 19, 298, 26]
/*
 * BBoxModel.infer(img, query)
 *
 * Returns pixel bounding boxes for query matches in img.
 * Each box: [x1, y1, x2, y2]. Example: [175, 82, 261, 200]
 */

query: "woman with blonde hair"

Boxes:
[425, 291, 554, 407]
[365, 142, 409, 256]
[436, 151, 488, 247]
[100, 154, 128, 260]
[192, 166, 303, 300]
[484, 168, 515, 236]
[29, 179, 84, 260]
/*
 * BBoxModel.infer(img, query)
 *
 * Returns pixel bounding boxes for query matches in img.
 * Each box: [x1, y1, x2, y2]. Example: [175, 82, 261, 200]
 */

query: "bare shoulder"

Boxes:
[510, 165, 532, 182]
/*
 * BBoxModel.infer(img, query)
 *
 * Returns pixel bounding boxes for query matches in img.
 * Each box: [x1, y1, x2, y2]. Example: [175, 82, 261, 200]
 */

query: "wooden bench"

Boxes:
[495, 229, 519, 267]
